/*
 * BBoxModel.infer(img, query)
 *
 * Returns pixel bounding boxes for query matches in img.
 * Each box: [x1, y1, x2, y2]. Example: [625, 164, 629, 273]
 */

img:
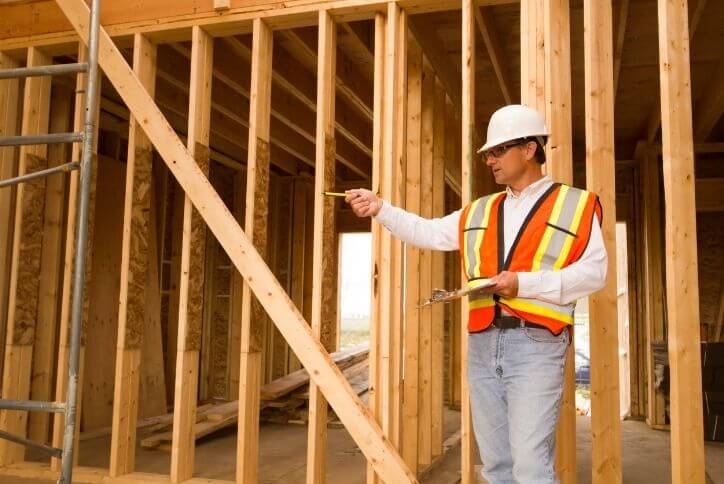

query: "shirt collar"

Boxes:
[505, 175, 553, 200]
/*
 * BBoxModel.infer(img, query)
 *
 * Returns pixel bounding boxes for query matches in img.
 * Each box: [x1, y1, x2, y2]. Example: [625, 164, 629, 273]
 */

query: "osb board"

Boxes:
[82, 157, 126, 430]
[248, 137, 270, 353]
[124, 144, 154, 349]
[269, 176, 293, 381]
[320, 134, 338, 352]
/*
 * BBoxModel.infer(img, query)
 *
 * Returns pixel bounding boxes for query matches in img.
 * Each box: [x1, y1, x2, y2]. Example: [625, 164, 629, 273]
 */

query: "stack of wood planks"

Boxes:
[135, 343, 369, 451]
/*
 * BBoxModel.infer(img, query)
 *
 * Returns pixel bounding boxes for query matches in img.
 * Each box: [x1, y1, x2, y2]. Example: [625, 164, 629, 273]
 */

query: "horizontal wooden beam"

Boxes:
[1, 0, 519, 52]
[54, 1, 417, 482]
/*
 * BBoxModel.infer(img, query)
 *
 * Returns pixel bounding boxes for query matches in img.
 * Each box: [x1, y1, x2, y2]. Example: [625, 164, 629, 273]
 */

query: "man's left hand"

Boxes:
[487, 271, 519, 298]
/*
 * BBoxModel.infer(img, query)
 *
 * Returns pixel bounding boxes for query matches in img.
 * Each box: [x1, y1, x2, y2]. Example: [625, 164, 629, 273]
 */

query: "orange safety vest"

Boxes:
[458, 183, 602, 334]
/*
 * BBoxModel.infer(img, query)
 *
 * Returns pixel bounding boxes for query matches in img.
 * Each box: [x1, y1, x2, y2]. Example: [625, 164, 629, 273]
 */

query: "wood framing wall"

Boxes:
[0, 0, 720, 483]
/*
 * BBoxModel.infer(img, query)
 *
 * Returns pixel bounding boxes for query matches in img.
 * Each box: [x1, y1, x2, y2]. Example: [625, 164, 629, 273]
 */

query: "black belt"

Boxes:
[491, 315, 564, 335]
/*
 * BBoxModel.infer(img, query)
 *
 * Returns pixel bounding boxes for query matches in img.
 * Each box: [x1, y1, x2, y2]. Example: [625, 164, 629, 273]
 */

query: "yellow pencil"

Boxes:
[322, 191, 348, 197]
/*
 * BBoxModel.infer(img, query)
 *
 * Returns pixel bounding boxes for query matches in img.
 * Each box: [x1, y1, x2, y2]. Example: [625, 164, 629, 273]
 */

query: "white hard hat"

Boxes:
[477, 104, 550, 153]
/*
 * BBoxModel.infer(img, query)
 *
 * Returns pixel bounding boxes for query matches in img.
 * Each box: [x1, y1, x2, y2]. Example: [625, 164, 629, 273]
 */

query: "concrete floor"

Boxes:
[5, 414, 724, 483]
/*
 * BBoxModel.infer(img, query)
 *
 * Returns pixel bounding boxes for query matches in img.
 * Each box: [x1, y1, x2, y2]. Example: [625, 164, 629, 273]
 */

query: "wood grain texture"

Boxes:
[656, 0, 705, 480]
[0, 46, 51, 467]
[584, 0, 622, 481]
[55, 2, 417, 481]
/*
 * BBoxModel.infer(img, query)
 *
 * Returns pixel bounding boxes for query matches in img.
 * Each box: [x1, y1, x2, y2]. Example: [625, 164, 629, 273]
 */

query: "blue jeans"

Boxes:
[467, 326, 569, 484]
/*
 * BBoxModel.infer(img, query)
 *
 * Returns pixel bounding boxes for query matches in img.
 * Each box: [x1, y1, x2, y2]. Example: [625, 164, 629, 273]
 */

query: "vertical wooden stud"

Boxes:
[583, 0, 622, 482]
[236, 17, 271, 484]
[109, 33, 157, 478]
[0, 46, 52, 467]
[0, 53, 20, 380]
[417, 56, 435, 470]
[656, 0, 705, 480]
[461, 0, 476, 481]
[402, 34, 422, 473]
[639, 144, 666, 428]
[28, 84, 73, 444]
[288, 178, 307, 373]
[390, 5, 408, 450]
[430, 77, 446, 458]
[307, 11, 337, 483]
[367, 12, 386, 484]
[520, 0, 546, 113]
[228, 169, 246, 397]
[542, 0, 576, 479]
[169, 25, 213, 483]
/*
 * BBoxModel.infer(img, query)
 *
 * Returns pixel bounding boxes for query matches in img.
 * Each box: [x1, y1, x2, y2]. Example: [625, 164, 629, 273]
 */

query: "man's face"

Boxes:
[483, 140, 535, 185]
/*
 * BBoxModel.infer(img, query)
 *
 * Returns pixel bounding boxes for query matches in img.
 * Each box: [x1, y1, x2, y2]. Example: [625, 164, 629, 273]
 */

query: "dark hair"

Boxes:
[521, 136, 547, 164]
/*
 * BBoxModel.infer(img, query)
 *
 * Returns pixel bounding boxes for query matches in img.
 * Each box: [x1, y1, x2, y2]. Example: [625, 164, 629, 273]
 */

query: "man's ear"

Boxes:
[525, 141, 537, 162]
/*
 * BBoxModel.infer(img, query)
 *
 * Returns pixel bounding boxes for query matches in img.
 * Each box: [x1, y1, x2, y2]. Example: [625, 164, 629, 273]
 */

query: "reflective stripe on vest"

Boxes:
[458, 184, 600, 332]
[461, 193, 504, 312]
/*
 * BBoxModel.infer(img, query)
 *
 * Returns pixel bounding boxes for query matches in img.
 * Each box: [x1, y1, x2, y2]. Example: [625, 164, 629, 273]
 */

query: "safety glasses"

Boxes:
[481, 139, 528, 161]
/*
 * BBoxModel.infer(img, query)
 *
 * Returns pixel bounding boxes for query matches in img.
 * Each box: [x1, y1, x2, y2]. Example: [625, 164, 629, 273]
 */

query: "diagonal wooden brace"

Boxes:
[52, 0, 416, 482]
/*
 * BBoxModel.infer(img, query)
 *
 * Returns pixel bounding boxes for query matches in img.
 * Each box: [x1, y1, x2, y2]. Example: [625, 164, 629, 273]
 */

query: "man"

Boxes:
[345, 104, 607, 483]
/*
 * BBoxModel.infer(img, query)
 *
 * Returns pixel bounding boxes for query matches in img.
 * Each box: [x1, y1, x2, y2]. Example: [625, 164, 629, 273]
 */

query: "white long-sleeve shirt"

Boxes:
[373, 175, 607, 306]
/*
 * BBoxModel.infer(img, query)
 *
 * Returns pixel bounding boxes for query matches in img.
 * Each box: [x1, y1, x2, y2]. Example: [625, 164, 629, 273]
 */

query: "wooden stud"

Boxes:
[227, 168, 246, 398]
[165, 181, 185, 403]
[28, 84, 73, 445]
[236, 17, 272, 484]
[644, 0, 707, 144]
[461, 0, 476, 482]
[520, 0, 545, 113]
[430, 77, 445, 459]
[0, 46, 52, 467]
[288, 178, 307, 373]
[109, 32, 157, 478]
[401, 34, 422, 473]
[417, 56, 435, 470]
[366, 12, 385, 484]
[307, 11, 337, 483]
[443, 97, 461, 410]
[169, 25, 213, 483]
[51, 43, 100, 472]
[583, 0, 622, 482]
[55, 2, 417, 481]
[390, 3, 408, 451]
[542, 0, 575, 480]
[656, 0, 706, 480]
[0, 52, 20, 392]
[638, 143, 666, 427]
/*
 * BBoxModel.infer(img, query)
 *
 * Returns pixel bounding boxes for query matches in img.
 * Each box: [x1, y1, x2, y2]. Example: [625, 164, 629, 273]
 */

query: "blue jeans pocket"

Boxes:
[522, 326, 567, 344]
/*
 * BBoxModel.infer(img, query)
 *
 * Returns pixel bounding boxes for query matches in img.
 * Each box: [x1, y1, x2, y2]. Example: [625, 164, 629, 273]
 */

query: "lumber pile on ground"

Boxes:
[140, 343, 370, 450]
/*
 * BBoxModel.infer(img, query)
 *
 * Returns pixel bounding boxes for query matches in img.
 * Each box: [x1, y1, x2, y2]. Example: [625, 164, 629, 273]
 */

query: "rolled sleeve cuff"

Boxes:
[517, 271, 541, 299]
[372, 199, 391, 223]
